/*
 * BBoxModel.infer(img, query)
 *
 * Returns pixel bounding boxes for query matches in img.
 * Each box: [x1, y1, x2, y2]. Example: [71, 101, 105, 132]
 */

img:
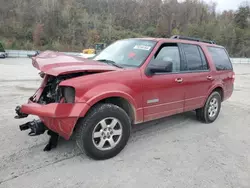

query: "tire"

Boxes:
[196, 91, 221, 123]
[76, 103, 131, 160]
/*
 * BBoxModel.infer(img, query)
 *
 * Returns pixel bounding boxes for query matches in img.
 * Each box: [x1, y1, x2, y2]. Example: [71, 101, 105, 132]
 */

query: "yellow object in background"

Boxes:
[82, 43, 106, 54]
[83, 48, 95, 54]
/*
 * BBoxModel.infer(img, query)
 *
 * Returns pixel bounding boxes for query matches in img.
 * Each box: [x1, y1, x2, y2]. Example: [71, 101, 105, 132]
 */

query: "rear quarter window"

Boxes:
[207, 47, 233, 71]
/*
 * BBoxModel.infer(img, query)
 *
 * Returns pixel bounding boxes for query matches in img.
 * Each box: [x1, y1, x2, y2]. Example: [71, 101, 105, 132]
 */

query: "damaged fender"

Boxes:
[20, 102, 91, 139]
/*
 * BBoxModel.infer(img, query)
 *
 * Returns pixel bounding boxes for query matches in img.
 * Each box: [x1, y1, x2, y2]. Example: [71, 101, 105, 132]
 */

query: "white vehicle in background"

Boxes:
[0, 52, 7, 58]
[0, 42, 7, 58]
[79, 53, 96, 59]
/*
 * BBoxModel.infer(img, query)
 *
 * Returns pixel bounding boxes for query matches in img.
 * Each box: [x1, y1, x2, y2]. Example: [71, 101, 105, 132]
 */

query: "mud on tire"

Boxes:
[75, 103, 131, 160]
[196, 91, 222, 123]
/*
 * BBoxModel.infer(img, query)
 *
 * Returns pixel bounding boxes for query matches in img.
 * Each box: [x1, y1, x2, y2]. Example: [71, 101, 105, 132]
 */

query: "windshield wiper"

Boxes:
[97, 59, 123, 68]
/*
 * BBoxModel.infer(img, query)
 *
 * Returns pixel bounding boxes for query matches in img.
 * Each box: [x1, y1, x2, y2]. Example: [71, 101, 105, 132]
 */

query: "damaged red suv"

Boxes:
[15, 36, 235, 160]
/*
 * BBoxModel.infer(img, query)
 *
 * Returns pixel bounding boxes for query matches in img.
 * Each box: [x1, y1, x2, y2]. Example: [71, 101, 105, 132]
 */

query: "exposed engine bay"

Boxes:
[38, 73, 79, 104]
[36, 72, 90, 105]
[16, 71, 98, 119]
[15, 72, 87, 119]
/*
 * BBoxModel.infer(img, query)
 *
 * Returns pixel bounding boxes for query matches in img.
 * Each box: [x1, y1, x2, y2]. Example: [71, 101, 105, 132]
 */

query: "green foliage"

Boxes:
[171, 28, 180, 36]
[0, 41, 5, 52]
[143, 26, 157, 37]
[0, 0, 250, 57]
[234, 5, 250, 29]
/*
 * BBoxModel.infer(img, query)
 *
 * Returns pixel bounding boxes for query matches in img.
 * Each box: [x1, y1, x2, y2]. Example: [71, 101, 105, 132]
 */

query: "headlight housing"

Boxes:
[61, 86, 75, 103]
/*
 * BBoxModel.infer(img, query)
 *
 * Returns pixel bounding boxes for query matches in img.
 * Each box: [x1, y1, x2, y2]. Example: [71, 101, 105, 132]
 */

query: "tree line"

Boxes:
[0, 0, 250, 57]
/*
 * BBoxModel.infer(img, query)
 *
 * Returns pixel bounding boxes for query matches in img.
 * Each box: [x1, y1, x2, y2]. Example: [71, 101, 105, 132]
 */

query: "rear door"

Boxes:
[179, 43, 214, 111]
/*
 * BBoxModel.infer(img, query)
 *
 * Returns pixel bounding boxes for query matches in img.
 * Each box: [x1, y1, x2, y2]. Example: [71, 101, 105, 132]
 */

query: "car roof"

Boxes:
[129, 37, 223, 48]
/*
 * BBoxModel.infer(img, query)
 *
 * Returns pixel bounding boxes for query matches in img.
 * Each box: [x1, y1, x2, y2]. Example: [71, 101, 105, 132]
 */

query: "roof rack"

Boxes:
[170, 35, 216, 44]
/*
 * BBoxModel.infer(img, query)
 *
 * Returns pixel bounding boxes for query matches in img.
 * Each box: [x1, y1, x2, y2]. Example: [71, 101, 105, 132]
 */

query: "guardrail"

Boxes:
[6, 50, 38, 58]
[230, 58, 250, 64]
[5, 50, 96, 59]
[4, 50, 250, 64]
[5, 50, 83, 58]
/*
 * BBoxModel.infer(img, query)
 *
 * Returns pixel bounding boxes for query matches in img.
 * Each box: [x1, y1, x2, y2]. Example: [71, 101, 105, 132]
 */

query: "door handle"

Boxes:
[207, 76, 213, 80]
[175, 78, 183, 83]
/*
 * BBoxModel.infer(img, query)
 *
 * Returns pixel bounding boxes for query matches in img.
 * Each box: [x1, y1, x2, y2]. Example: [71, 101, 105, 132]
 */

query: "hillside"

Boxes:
[0, 0, 250, 57]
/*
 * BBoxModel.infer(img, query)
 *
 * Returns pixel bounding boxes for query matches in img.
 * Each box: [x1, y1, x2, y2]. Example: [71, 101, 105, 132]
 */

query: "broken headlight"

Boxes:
[62, 86, 75, 103]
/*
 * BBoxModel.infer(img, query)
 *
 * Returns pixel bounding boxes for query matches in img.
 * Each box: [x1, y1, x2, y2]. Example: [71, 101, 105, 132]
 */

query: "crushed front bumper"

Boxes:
[15, 102, 90, 140]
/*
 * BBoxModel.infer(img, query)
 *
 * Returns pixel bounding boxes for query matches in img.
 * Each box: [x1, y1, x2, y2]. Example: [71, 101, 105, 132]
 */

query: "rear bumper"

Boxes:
[19, 102, 90, 139]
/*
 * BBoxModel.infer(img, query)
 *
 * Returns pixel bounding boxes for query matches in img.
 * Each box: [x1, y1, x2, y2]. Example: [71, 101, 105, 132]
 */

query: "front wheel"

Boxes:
[196, 91, 222, 123]
[76, 103, 131, 160]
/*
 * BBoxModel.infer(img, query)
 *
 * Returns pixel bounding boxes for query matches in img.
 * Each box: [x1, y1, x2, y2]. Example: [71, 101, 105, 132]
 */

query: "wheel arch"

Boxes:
[93, 96, 136, 124]
[201, 85, 224, 107]
[80, 95, 136, 124]
[212, 87, 224, 101]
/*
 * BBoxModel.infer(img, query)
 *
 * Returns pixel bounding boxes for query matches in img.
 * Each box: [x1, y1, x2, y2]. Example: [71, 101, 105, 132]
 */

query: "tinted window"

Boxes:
[207, 47, 233, 70]
[154, 46, 181, 72]
[182, 44, 208, 71]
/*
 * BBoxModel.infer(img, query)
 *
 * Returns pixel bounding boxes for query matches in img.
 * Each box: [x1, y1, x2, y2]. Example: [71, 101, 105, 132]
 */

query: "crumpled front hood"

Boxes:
[32, 51, 120, 76]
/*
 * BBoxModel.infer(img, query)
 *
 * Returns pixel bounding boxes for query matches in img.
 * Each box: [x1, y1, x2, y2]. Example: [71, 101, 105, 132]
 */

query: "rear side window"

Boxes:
[207, 47, 233, 71]
[181, 44, 208, 71]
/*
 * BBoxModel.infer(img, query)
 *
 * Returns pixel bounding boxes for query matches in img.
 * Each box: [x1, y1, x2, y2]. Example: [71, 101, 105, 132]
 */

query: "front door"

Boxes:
[141, 43, 186, 122]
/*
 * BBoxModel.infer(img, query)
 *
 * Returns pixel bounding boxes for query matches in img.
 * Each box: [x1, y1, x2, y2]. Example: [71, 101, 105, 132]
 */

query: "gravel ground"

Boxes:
[0, 58, 250, 188]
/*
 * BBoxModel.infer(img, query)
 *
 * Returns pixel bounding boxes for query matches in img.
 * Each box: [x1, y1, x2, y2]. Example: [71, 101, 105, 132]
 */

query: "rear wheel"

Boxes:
[76, 103, 131, 160]
[196, 91, 221, 123]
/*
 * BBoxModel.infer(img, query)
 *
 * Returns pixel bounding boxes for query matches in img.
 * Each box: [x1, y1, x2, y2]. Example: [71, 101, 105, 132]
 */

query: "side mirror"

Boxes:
[145, 59, 173, 76]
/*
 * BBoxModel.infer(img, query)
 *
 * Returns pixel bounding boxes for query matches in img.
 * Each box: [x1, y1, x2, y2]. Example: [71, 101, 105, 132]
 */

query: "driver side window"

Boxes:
[154, 45, 181, 73]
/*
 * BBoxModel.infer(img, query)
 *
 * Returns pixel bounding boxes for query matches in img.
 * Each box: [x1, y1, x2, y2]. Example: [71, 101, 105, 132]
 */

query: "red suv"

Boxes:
[15, 36, 235, 160]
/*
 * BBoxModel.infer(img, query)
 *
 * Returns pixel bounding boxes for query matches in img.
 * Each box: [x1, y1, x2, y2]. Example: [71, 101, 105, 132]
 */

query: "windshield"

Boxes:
[93, 39, 157, 67]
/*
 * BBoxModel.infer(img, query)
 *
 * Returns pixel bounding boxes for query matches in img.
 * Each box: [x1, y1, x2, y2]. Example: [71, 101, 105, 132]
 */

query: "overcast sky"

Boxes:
[203, 0, 249, 11]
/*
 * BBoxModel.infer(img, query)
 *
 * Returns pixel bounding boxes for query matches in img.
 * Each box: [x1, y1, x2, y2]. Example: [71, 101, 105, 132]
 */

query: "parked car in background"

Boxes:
[15, 36, 235, 160]
[0, 42, 7, 58]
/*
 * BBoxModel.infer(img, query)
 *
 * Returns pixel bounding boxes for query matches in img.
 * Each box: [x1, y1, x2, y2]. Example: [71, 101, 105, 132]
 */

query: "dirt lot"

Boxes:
[0, 58, 249, 188]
